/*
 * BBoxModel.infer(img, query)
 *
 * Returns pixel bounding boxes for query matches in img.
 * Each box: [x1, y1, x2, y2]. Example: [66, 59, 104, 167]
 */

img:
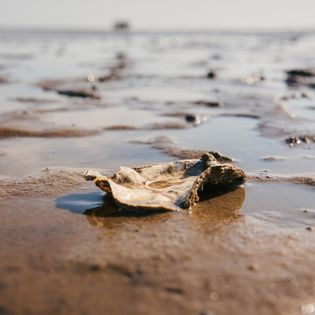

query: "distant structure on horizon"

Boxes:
[113, 20, 130, 31]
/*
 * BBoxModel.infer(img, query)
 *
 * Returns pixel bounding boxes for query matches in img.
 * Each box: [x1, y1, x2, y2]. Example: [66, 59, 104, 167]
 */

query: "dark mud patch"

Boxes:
[57, 89, 100, 99]
[130, 136, 233, 162]
[287, 69, 315, 77]
[0, 77, 9, 84]
[194, 100, 221, 107]
[69, 261, 107, 273]
[31, 107, 70, 114]
[97, 72, 121, 82]
[285, 135, 315, 146]
[38, 79, 101, 99]
[106, 263, 143, 283]
[159, 112, 188, 118]
[286, 68, 315, 88]
[104, 125, 139, 131]
[219, 113, 260, 119]
[81, 52, 127, 83]
[164, 287, 185, 295]
[11, 97, 59, 104]
[148, 122, 189, 130]
[38, 79, 67, 91]
[0, 126, 99, 139]
[278, 91, 311, 101]
[262, 155, 289, 161]
[103, 121, 191, 132]
[0, 53, 34, 60]
[97, 53, 128, 82]
[160, 112, 207, 126]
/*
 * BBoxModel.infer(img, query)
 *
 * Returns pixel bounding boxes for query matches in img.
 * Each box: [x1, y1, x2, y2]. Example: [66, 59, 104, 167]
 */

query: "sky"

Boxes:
[0, 0, 315, 30]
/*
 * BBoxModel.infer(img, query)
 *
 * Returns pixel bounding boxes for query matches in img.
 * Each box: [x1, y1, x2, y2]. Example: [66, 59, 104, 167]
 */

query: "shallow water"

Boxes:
[43, 106, 179, 129]
[55, 181, 315, 231]
[0, 132, 171, 177]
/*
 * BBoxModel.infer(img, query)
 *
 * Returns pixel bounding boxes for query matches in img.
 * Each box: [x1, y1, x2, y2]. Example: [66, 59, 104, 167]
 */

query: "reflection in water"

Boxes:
[56, 190, 172, 228]
[82, 194, 173, 228]
[242, 182, 315, 228]
[56, 186, 245, 231]
[55, 190, 104, 214]
[190, 186, 245, 233]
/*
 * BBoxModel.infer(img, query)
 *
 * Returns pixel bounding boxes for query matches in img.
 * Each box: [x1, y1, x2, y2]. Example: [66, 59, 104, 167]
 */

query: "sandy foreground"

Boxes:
[0, 170, 315, 315]
[0, 30, 315, 315]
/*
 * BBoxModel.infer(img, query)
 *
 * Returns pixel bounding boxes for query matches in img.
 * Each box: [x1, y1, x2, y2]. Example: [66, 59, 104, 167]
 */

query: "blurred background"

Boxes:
[1, 0, 315, 31]
[1, 0, 315, 178]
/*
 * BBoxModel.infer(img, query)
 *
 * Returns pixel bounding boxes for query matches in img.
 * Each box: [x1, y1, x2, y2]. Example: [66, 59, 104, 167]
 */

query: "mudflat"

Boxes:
[0, 30, 315, 315]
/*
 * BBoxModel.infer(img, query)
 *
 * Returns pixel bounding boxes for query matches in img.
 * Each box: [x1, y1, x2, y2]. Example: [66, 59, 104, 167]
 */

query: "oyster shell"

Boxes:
[84, 153, 245, 212]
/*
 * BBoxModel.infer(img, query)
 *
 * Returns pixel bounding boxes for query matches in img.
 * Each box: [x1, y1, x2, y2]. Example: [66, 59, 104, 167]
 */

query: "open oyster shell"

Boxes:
[84, 153, 245, 212]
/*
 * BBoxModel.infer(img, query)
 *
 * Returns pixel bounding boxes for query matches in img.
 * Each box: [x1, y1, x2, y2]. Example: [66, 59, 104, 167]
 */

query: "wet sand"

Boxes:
[1, 175, 315, 315]
[1, 30, 315, 315]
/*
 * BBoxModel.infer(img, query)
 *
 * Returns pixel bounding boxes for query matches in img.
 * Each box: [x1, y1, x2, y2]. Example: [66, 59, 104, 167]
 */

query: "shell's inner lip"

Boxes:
[145, 179, 185, 190]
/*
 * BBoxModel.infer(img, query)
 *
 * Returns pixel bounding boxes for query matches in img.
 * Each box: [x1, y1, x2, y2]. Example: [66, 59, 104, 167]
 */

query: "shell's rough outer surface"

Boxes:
[84, 153, 246, 212]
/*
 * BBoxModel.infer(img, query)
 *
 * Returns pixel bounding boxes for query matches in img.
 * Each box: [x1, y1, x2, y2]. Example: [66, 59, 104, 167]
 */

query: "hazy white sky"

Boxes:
[1, 0, 315, 30]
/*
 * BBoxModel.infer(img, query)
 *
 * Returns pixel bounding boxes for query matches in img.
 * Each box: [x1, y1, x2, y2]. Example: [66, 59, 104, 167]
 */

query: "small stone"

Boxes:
[206, 70, 216, 79]
[185, 114, 201, 125]
[306, 226, 314, 231]
[185, 114, 197, 123]
[248, 263, 259, 271]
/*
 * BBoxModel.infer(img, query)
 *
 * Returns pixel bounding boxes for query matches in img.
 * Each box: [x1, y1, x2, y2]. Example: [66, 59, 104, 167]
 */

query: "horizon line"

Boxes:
[1, 25, 315, 34]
